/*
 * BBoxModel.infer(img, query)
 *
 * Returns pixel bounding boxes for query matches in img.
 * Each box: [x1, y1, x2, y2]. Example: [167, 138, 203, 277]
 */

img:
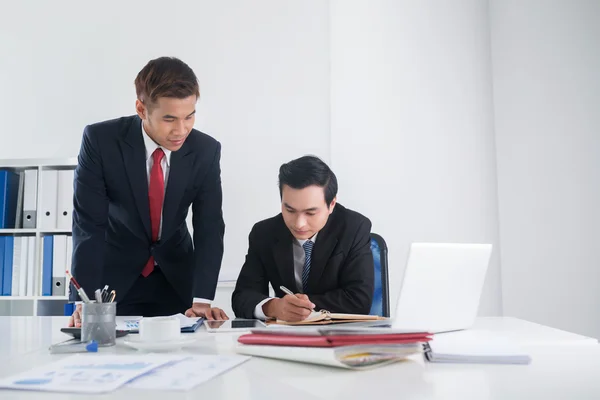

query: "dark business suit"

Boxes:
[232, 204, 374, 319]
[70, 115, 225, 316]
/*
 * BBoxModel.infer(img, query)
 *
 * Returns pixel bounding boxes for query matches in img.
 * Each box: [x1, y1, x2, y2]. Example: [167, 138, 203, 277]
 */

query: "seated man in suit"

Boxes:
[232, 156, 374, 322]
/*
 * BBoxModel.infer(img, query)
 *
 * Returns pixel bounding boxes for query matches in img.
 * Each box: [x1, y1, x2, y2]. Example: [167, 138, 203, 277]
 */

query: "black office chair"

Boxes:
[369, 233, 390, 317]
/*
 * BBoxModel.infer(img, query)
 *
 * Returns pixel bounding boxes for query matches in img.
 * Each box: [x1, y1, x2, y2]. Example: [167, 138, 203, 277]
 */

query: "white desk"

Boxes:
[0, 317, 598, 399]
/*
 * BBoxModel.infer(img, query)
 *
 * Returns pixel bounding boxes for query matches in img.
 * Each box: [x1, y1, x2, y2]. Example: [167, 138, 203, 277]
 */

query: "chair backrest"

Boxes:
[369, 233, 390, 317]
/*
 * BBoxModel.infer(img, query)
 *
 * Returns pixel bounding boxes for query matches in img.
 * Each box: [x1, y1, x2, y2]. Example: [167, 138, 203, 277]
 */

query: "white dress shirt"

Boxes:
[142, 122, 211, 305]
[253, 232, 318, 319]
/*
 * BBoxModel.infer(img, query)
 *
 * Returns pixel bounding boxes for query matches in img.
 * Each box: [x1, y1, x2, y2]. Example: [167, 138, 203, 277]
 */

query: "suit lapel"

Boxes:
[307, 211, 339, 292]
[119, 117, 151, 240]
[161, 141, 193, 242]
[273, 220, 296, 291]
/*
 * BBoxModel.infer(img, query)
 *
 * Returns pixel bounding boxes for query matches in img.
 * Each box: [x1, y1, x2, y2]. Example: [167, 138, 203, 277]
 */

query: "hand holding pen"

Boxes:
[263, 286, 315, 322]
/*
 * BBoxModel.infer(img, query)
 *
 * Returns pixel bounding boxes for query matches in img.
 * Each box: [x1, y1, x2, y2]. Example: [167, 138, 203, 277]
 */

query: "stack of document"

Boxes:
[424, 331, 531, 364]
[236, 327, 431, 370]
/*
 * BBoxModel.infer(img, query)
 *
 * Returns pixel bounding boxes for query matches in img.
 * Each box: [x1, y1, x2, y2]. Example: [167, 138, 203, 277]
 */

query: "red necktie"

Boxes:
[141, 148, 165, 277]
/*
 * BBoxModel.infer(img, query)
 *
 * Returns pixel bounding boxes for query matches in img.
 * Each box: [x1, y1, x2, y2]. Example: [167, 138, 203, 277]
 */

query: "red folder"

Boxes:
[238, 333, 432, 347]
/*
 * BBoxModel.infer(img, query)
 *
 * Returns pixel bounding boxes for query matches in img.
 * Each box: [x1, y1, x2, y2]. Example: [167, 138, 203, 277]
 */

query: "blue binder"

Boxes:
[1, 236, 14, 295]
[42, 236, 54, 296]
[0, 171, 20, 229]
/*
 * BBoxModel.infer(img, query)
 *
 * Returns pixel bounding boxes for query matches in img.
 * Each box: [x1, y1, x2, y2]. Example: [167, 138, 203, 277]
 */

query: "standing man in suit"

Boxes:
[68, 57, 228, 326]
[232, 156, 374, 322]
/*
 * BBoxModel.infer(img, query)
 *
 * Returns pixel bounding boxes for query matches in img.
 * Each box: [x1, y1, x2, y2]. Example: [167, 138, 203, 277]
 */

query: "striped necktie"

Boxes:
[302, 240, 314, 293]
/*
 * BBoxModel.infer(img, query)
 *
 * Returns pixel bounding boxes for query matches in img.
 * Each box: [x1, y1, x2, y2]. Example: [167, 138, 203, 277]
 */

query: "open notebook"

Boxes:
[270, 310, 386, 326]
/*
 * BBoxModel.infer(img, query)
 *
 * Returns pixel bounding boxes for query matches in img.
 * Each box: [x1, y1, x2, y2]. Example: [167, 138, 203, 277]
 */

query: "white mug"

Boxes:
[139, 316, 180, 342]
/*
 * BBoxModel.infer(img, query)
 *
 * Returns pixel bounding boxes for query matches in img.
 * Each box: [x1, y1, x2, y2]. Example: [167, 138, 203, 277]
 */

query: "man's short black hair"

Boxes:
[278, 155, 338, 206]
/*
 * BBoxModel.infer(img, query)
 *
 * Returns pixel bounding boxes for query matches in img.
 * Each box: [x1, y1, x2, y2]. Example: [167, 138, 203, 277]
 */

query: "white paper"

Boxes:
[116, 313, 200, 332]
[127, 355, 250, 391]
[0, 354, 185, 394]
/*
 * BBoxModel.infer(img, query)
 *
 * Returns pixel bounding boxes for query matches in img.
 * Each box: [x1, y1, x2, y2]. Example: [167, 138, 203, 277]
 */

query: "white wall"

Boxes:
[330, 0, 503, 316]
[491, 0, 600, 337]
[0, 0, 331, 281]
[11, 0, 599, 334]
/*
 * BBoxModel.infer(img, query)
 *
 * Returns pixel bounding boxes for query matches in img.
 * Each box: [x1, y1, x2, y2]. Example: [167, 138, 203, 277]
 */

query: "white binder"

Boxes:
[52, 235, 67, 296]
[26, 236, 35, 296]
[56, 170, 74, 230]
[40, 170, 58, 230]
[18, 237, 28, 296]
[66, 236, 73, 297]
[22, 170, 38, 228]
[11, 237, 23, 296]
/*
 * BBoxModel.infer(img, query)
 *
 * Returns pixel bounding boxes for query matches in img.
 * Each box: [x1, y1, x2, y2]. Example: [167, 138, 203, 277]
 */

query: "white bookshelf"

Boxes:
[0, 157, 77, 316]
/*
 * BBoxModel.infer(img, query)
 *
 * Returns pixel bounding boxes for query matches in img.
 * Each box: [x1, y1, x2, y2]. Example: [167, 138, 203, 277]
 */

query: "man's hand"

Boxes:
[185, 303, 229, 320]
[263, 294, 315, 322]
[67, 304, 83, 327]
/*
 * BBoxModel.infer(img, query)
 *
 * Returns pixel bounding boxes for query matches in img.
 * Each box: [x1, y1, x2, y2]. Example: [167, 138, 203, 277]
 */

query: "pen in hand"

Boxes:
[279, 286, 315, 312]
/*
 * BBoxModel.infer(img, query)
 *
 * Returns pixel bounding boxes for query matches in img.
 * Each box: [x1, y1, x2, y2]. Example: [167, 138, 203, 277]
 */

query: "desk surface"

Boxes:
[0, 316, 598, 399]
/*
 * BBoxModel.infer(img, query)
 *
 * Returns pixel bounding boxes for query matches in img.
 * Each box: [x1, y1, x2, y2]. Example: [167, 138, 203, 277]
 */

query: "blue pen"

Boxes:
[49, 340, 98, 354]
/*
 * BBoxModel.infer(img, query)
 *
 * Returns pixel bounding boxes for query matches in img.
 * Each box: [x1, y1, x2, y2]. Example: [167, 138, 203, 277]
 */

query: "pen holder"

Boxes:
[81, 302, 117, 347]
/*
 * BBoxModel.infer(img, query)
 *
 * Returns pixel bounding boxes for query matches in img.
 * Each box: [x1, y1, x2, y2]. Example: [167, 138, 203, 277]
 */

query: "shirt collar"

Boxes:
[296, 232, 318, 247]
[141, 120, 171, 167]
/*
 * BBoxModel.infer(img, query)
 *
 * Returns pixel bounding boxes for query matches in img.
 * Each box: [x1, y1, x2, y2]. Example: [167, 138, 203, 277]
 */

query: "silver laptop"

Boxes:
[388, 243, 492, 333]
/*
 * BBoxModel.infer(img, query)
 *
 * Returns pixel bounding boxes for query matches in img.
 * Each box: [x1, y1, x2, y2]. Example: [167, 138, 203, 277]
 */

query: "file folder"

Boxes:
[40, 170, 58, 230]
[22, 170, 38, 228]
[18, 237, 28, 296]
[2, 236, 14, 295]
[0, 170, 20, 229]
[26, 236, 35, 296]
[11, 237, 23, 296]
[56, 170, 74, 230]
[52, 236, 67, 296]
[42, 236, 54, 296]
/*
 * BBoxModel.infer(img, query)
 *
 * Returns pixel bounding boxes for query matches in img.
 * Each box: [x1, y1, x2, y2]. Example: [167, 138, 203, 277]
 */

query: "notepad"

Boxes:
[424, 331, 532, 364]
[272, 310, 386, 325]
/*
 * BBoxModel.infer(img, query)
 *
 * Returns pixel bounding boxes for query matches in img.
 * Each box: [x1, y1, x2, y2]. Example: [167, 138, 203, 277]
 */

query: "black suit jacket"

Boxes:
[70, 115, 225, 305]
[231, 204, 374, 319]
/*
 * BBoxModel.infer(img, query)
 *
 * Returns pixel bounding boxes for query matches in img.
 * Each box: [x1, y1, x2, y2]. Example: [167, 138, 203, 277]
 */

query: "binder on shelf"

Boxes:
[65, 236, 72, 297]
[14, 171, 24, 228]
[42, 236, 54, 296]
[17, 237, 27, 296]
[40, 170, 58, 230]
[0, 237, 4, 292]
[52, 235, 67, 296]
[56, 170, 74, 230]
[10, 237, 22, 296]
[0, 170, 21, 229]
[2, 236, 14, 295]
[22, 170, 38, 229]
[26, 236, 35, 296]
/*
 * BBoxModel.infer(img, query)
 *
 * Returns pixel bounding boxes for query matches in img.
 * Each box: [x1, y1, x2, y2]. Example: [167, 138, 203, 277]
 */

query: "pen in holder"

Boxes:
[81, 302, 117, 347]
